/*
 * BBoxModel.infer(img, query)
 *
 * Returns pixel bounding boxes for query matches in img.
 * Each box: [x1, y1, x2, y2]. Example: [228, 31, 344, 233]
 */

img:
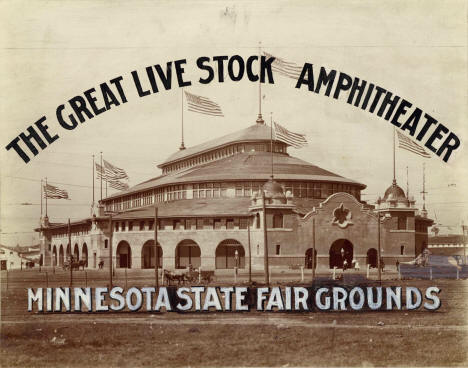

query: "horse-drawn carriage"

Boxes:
[62, 257, 87, 271]
[163, 268, 214, 285]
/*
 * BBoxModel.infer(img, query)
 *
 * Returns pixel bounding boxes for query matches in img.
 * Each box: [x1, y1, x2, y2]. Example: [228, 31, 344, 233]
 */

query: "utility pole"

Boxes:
[109, 215, 113, 289]
[248, 215, 252, 284]
[312, 218, 316, 282]
[68, 219, 72, 287]
[154, 205, 159, 289]
[377, 211, 382, 282]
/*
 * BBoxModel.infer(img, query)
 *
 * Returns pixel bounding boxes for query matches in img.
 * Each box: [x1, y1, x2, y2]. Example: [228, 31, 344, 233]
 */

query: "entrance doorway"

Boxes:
[215, 239, 245, 269]
[116, 241, 132, 268]
[329, 239, 353, 269]
[305, 248, 317, 269]
[82, 243, 88, 267]
[175, 240, 201, 269]
[367, 248, 378, 268]
[141, 240, 163, 268]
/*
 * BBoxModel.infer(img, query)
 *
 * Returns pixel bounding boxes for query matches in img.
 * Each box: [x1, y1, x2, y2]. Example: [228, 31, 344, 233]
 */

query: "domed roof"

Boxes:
[263, 179, 285, 199]
[383, 181, 407, 202]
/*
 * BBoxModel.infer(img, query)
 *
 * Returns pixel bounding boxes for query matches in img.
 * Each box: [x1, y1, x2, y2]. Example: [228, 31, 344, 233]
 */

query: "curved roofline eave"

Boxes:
[158, 138, 290, 168]
[102, 177, 366, 202]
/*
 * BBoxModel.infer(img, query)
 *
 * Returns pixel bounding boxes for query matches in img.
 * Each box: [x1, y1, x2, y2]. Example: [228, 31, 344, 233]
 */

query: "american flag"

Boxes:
[104, 159, 128, 180]
[107, 179, 129, 191]
[263, 52, 303, 80]
[273, 122, 308, 149]
[397, 131, 431, 158]
[96, 162, 129, 181]
[43, 184, 69, 199]
[184, 91, 224, 117]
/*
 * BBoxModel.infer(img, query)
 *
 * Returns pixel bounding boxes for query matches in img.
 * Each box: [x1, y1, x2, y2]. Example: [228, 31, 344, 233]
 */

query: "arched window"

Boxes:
[273, 214, 283, 228]
[400, 245, 405, 255]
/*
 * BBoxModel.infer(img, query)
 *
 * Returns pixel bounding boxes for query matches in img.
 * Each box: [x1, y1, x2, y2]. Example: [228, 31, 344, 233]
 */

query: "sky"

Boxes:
[1, 0, 467, 247]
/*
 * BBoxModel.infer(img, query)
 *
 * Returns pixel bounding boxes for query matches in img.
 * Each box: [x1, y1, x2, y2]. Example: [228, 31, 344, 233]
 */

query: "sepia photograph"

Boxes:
[1, 1, 467, 367]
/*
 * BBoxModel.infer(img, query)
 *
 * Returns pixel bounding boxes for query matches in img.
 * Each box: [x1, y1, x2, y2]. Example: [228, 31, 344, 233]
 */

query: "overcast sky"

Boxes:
[1, 0, 467, 247]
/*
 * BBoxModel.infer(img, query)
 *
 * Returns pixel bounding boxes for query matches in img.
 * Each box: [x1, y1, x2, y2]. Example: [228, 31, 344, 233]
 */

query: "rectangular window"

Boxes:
[221, 183, 228, 197]
[173, 219, 181, 230]
[226, 219, 234, 229]
[293, 183, 300, 198]
[213, 183, 220, 198]
[235, 183, 243, 197]
[400, 245, 405, 255]
[196, 218, 203, 230]
[139, 221, 145, 231]
[148, 220, 154, 230]
[276, 244, 281, 255]
[128, 221, 133, 231]
[398, 216, 407, 230]
[121, 222, 125, 232]
[239, 218, 248, 229]
[214, 219, 222, 229]
[313, 183, 321, 198]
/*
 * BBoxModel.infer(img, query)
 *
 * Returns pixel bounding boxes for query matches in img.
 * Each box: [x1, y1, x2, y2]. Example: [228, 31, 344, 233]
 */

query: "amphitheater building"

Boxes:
[37, 117, 433, 272]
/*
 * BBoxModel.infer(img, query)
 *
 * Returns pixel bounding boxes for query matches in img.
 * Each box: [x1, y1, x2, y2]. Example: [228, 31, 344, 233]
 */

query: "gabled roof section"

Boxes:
[159, 123, 273, 167]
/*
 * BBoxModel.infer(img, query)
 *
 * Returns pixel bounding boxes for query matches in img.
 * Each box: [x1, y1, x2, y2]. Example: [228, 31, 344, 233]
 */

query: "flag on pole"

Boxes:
[263, 52, 303, 80]
[184, 91, 224, 117]
[96, 162, 129, 181]
[397, 131, 431, 158]
[104, 159, 129, 180]
[273, 122, 308, 148]
[107, 179, 129, 191]
[43, 184, 69, 199]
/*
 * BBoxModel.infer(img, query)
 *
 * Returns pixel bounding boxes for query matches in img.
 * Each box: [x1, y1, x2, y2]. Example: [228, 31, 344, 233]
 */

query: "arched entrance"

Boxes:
[305, 248, 317, 269]
[175, 240, 201, 269]
[59, 245, 64, 266]
[367, 248, 378, 268]
[73, 243, 79, 261]
[82, 243, 88, 267]
[215, 239, 245, 269]
[52, 246, 57, 266]
[116, 241, 132, 268]
[329, 239, 353, 269]
[141, 240, 163, 269]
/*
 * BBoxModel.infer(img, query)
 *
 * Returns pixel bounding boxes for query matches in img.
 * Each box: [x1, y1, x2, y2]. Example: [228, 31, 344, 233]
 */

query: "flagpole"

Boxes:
[393, 127, 396, 185]
[180, 89, 185, 150]
[256, 41, 264, 124]
[270, 112, 274, 179]
[100, 152, 103, 201]
[40, 178, 43, 219]
[406, 166, 409, 198]
[92, 155, 95, 206]
[421, 162, 427, 212]
[45, 177, 48, 217]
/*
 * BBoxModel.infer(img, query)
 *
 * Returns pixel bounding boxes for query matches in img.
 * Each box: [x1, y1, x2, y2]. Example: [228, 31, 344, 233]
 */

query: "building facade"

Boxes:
[37, 118, 432, 271]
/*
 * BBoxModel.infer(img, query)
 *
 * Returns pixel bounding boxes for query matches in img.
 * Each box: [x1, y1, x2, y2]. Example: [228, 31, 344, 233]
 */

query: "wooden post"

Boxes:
[154, 205, 159, 289]
[68, 219, 72, 287]
[262, 190, 269, 285]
